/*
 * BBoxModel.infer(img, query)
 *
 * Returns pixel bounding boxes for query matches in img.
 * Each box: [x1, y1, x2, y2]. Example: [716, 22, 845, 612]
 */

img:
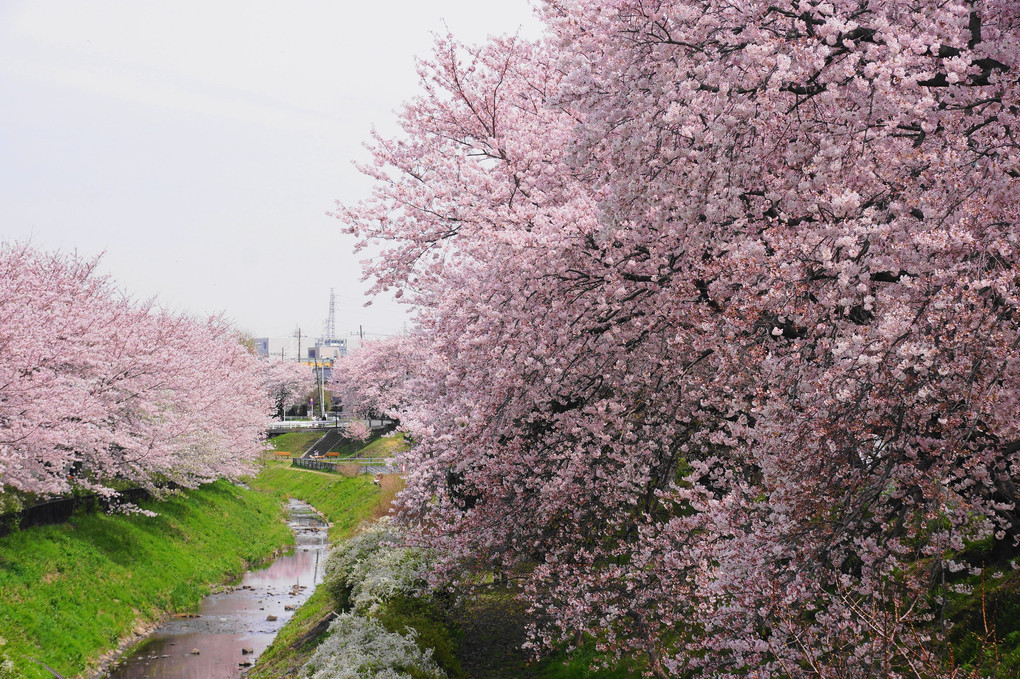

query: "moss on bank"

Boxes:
[0, 480, 291, 679]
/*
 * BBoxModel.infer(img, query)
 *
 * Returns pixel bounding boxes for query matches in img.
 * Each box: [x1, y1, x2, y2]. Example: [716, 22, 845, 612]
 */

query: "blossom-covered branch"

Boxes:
[337, 1, 1020, 675]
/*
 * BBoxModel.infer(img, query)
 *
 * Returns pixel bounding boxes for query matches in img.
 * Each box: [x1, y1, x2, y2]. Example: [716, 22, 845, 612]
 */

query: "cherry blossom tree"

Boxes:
[337, 1, 1020, 676]
[329, 336, 438, 427]
[262, 356, 315, 419]
[0, 244, 272, 497]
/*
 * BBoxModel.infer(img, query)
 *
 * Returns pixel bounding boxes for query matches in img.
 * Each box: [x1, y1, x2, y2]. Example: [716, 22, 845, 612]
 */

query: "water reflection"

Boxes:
[103, 500, 327, 679]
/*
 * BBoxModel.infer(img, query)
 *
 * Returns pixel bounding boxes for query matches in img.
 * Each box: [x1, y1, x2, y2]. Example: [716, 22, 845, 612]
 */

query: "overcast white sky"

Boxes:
[0, 0, 542, 341]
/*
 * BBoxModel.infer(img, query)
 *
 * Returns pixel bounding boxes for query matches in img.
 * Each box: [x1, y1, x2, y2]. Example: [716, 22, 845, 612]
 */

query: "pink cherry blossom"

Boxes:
[0, 243, 273, 497]
[262, 355, 315, 418]
[336, 2, 1020, 676]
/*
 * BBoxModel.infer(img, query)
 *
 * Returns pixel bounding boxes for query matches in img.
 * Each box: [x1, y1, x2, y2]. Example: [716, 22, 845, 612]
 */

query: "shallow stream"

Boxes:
[102, 499, 328, 679]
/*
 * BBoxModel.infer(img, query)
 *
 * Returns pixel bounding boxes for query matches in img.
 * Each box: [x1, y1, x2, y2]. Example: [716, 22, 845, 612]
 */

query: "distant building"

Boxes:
[307, 338, 347, 361]
[254, 336, 300, 361]
[304, 339, 347, 383]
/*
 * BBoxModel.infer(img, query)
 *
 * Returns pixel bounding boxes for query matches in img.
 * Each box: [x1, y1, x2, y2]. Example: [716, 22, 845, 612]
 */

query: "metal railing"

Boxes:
[267, 418, 395, 432]
[291, 457, 396, 475]
[267, 419, 332, 431]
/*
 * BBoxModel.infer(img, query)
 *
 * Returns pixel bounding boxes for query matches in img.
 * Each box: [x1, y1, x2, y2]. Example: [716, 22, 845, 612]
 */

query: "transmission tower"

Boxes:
[324, 288, 336, 342]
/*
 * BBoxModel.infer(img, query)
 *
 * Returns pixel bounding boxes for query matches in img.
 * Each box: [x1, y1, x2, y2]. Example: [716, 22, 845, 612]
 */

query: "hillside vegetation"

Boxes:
[266, 431, 324, 456]
[0, 481, 290, 679]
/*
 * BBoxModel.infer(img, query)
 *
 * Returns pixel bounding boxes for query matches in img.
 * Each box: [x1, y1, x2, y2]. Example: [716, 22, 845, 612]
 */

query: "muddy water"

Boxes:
[103, 499, 328, 679]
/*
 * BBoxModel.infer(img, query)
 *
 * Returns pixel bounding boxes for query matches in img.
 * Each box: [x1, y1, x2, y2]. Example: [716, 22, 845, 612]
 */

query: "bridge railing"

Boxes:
[267, 420, 331, 431]
[267, 418, 395, 432]
[291, 457, 397, 475]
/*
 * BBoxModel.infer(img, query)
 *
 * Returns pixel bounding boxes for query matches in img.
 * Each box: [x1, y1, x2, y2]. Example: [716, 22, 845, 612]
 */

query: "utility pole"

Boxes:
[319, 361, 326, 419]
[293, 327, 303, 362]
[312, 357, 326, 419]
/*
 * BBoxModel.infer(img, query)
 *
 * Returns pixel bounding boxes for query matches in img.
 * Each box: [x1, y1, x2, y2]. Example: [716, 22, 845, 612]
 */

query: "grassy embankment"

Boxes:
[351, 431, 407, 457]
[246, 461, 394, 679]
[265, 430, 324, 457]
[324, 429, 386, 457]
[0, 480, 291, 679]
[265, 430, 406, 459]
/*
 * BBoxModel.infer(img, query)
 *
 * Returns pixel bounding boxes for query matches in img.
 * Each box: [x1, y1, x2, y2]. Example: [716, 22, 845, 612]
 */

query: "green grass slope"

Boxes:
[0, 480, 291, 679]
[249, 462, 382, 541]
[353, 431, 409, 458]
[266, 431, 325, 456]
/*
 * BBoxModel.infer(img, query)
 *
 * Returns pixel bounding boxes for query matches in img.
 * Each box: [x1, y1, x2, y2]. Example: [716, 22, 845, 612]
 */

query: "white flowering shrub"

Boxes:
[300, 613, 446, 679]
[324, 520, 396, 584]
[0, 638, 15, 679]
[323, 518, 434, 614]
[350, 540, 435, 614]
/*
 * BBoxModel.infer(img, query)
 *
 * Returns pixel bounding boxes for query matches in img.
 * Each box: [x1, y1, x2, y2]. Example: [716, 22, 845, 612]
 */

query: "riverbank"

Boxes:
[103, 499, 329, 679]
[243, 464, 631, 679]
[0, 481, 291, 679]
[242, 465, 1020, 679]
[244, 463, 388, 678]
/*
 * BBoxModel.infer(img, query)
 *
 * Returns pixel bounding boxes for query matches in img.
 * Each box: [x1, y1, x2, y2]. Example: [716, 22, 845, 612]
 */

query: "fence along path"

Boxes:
[0, 487, 158, 538]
